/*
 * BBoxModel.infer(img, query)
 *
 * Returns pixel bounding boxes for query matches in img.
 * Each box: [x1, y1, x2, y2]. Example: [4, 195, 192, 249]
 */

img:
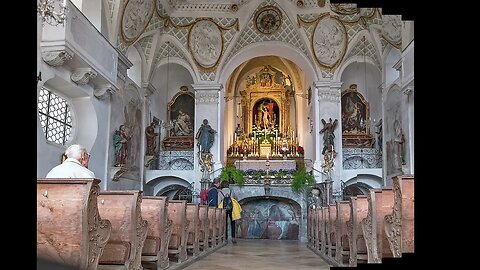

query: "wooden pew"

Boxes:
[37, 178, 111, 270]
[216, 208, 226, 244]
[384, 175, 414, 256]
[320, 207, 328, 254]
[315, 207, 323, 252]
[361, 188, 394, 263]
[346, 195, 369, 266]
[335, 200, 351, 265]
[207, 206, 217, 248]
[186, 203, 200, 256]
[167, 200, 188, 263]
[141, 196, 173, 270]
[97, 190, 148, 270]
[327, 204, 337, 258]
[307, 208, 313, 248]
[197, 205, 209, 252]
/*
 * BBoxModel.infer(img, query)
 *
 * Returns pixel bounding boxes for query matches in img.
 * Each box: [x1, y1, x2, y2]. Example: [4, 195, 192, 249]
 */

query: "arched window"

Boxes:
[38, 87, 73, 145]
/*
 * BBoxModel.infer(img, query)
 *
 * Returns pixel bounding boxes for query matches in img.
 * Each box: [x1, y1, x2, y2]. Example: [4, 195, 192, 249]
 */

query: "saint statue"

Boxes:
[196, 119, 216, 153]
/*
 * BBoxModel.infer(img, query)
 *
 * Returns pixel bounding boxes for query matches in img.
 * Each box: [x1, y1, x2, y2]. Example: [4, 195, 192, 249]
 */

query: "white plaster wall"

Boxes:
[385, 48, 401, 86]
[127, 47, 143, 88]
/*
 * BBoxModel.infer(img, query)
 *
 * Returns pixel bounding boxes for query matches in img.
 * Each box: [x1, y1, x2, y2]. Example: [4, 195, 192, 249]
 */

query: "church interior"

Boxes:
[37, 0, 414, 269]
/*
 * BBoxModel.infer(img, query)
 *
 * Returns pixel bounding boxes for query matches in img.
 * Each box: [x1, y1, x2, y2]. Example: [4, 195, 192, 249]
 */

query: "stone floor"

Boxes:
[182, 239, 332, 270]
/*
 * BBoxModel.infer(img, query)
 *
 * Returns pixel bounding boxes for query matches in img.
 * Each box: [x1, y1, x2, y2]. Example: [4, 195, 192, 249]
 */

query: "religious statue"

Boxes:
[375, 119, 383, 153]
[198, 151, 213, 181]
[320, 118, 338, 155]
[393, 118, 406, 169]
[145, 121, 158, 155]
[113, 124, 131, 167]
[172, 110, 193, 136]
[196, 119, 216, 153]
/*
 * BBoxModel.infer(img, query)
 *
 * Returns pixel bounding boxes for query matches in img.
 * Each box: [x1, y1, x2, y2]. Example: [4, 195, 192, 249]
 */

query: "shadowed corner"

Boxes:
[37, 258, 79, 270]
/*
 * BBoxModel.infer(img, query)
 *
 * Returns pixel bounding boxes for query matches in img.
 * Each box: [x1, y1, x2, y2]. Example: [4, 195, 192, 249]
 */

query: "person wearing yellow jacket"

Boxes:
[218, 181, 242, 243]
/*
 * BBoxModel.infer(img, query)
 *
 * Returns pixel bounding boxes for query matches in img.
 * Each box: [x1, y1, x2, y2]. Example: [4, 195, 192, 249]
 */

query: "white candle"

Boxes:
[266, 153, 269, 160]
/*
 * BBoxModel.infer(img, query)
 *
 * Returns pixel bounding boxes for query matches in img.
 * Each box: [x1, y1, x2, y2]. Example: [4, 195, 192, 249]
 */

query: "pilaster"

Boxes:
[313, 81, 343, 194]
[192, 83, 223, 192]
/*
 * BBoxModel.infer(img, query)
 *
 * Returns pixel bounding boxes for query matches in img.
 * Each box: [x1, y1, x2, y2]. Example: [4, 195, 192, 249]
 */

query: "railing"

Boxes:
[343, 148, 382, 169]
[156, 151, 194, 170]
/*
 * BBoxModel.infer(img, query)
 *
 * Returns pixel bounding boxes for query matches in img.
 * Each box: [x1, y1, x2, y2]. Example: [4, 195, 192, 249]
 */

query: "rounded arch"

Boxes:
[343, 173, 383, 191]
[126, 45, 144, 87]
[217, 41, 319, 87]
[144, 176, 192, 198]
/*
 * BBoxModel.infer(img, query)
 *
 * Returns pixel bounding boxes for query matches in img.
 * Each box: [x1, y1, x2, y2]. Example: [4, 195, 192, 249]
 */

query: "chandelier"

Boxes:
[37, 0, 68, 26]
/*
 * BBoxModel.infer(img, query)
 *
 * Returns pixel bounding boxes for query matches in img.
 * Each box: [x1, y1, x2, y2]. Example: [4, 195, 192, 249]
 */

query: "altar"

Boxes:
[234, 159, 296, 171]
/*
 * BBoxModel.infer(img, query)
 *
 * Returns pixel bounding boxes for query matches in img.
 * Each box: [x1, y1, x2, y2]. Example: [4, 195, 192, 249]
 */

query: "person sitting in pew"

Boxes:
[46, 144, 95, 178]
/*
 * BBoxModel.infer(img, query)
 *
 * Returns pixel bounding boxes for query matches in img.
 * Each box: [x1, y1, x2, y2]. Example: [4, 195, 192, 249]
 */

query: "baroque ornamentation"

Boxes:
[318, 88, 341, 102]
[121, 0, 155, 44]
[382, 15, 402, 47]
[188, 19, 223, 71]
[42, 50, 73, 66]
[94, 84, 116, 99]
[71, 68, 97, 85]
[254, 6, 282, 35]
[312, 16, 347, 69]
[87, 184, 111, 270]
[195, 92, 219, 104]
[384, 179, 402, 257]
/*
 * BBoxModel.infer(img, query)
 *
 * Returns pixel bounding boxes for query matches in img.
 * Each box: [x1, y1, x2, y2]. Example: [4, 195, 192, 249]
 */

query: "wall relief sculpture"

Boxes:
[254, 6, 282, 35]
[188, 19, 223, 70]
[121, 0, 155, 44]
[312, 15, 347, 69]
[382, 15, 402, 47]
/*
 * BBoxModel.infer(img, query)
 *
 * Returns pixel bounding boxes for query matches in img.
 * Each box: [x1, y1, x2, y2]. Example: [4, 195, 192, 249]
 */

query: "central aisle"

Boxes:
[183, 239, 331, 270]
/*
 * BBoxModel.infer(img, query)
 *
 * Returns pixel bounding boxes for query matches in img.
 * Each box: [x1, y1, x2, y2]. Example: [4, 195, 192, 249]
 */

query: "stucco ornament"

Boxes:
[188, 19, 223, 70]
[382, 15, 402, 45]
[121, 0, 155, 43]
[254, 6, 282, 35]
[312, 16, 347, 69]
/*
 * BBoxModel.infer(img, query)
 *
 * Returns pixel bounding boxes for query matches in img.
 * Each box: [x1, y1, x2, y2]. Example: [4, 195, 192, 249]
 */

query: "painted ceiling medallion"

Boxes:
[188, 19, 223, 70]
[312, 16, 347, 69]
[254, 6, 282, 35]
[121, 0, 155, 44]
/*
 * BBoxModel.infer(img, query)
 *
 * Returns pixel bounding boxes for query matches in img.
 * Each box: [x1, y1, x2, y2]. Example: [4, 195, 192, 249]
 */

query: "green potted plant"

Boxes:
[220, 165, 245, 186]
[291, 169, 315, 194]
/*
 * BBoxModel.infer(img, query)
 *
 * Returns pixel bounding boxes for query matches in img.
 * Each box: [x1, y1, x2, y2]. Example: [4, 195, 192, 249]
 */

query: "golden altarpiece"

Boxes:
[226, 66, 304, 170]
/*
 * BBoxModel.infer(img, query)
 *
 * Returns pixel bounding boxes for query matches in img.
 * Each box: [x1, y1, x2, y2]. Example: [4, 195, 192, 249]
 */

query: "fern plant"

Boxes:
[291, 169, 315, 194]
[220, 165, 245, 186]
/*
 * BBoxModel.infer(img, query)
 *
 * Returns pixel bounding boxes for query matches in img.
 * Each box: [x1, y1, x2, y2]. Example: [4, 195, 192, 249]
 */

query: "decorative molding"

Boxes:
[318, 88, 341, 102]
[71, 68, 97, 85]
[402, 86, 413, 95]
[143, 82, 157, 96]
[384, 178, 402, 257]
[87, 183, 111, 269]
[111, 167, 128, 181]
[94, 84, 114, 99]
[120, 0, 155, 45]
[42, 50, 74, 66]
[195, 92, 219, 104]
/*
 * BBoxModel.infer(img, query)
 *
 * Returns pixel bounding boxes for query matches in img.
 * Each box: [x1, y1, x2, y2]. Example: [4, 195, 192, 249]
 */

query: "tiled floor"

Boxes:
[182, 239, 332, 270]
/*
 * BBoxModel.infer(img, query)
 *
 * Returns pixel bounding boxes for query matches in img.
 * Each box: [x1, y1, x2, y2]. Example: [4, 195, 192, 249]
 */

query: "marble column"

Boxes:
[192, 83, 223, 192]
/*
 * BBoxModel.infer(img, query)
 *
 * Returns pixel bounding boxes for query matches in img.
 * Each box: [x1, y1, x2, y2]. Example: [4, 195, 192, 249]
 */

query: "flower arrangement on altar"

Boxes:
[297, 146, 304, 155]
[227, 146, 233, 154]
[280, 147, 290, 155]
[239, 147, 250, 155]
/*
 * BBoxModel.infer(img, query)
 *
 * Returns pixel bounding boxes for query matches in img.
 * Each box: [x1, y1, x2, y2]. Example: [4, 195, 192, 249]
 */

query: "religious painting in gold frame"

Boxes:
[341, 84, 374, 147]
[167, 86, 195, 138]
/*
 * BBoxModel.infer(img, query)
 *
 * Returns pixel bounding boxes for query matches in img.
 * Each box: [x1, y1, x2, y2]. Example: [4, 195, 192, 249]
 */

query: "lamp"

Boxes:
[37, 0, 68, 26]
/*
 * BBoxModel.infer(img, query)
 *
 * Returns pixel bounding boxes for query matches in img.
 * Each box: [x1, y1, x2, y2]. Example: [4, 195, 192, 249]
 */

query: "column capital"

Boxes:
[313, 81, 343, 103]
[193, 83, 223, 104]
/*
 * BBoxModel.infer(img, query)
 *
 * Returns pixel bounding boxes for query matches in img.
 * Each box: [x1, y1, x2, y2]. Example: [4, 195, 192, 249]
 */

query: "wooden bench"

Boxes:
[327, 204, 337, 258]
[335, 200, 351, 265]
[361, 188, 394, 263]
[97, 190, 148, 270]
[37, 178, 111, 270]
[141, 196, 173, 270]
[167, 200, 188, 263]
[198, 205, 209, 252]
[186, 203, 200, 256]
[314, 207, 323, 253]
[320, 207, 329, 254]
[207, 207, 217, 248]
[384, 175, 414, 256]
[346, 195, 368, 266]
[309, 208, 317, 250]
[216, 208, 226, 244]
